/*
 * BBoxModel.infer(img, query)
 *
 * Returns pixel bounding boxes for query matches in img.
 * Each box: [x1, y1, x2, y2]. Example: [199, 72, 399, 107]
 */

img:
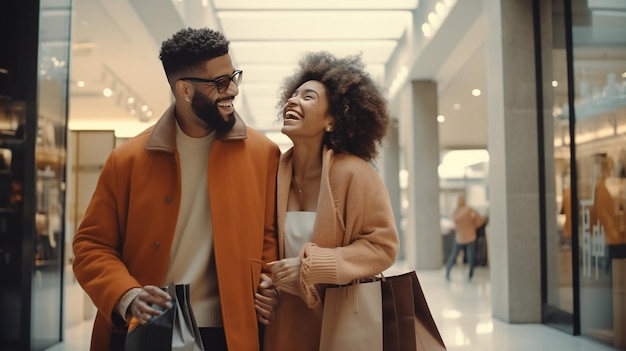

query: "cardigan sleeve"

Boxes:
[298, 158, 399, 307]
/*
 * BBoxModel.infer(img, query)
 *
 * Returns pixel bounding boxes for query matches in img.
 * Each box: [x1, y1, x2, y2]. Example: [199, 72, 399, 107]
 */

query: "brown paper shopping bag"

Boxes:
[320, 279, 383, 351]
[381, 271, 446, 351]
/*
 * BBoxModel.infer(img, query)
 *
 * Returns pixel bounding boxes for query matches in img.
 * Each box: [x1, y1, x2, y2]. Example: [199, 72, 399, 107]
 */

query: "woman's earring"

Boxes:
[185, 97, 190, 102]
[326, 126, 333, 132]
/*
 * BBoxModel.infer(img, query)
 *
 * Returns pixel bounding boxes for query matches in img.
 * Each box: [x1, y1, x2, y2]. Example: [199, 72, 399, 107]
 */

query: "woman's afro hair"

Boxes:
[277, 51, 390, 161]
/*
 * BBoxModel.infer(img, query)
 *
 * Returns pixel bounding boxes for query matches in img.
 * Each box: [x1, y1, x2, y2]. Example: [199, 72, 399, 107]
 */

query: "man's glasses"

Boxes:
[180, 70, 243, 93]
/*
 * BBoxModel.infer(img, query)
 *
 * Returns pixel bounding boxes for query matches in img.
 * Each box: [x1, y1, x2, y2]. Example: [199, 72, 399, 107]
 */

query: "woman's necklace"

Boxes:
[293, 172, 304, 202]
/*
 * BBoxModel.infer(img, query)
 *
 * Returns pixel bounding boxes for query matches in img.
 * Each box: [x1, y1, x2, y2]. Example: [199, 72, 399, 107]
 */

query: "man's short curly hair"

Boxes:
[277, 51, 390, 161]
[159, 27, 230, 80]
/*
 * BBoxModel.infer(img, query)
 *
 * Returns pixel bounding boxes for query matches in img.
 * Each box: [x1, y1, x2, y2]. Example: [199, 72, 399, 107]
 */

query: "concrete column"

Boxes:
[484, 0, 541, 322]
[406, 81, 442, 269]
[383, 119, 404, 261]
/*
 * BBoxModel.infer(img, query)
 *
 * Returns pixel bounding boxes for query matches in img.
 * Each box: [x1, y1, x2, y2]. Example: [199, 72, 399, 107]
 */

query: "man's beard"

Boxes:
[191, 92, 236, 132]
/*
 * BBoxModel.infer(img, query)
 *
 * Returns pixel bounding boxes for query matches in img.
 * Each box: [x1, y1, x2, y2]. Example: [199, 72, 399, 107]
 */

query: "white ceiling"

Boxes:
[68, 0, 488, 150]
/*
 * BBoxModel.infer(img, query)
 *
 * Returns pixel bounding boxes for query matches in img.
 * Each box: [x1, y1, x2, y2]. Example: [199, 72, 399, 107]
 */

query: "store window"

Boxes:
[544, 0, 626, 348]
[571, 0, 626, 348]
[542, 0, 576, 336]
[543, 1, 626, 348]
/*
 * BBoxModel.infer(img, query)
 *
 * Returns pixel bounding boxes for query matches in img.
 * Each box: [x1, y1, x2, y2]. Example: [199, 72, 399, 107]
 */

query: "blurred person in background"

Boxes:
[445, 194, 488, 281]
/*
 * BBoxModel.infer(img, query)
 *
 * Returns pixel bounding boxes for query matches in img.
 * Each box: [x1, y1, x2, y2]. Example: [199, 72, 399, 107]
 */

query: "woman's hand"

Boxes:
[128, 285, 172, 325]
[268, 257, 302, 287]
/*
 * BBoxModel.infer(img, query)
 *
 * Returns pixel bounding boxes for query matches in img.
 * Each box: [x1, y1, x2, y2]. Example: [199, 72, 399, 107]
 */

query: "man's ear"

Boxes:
[174, 80, 192, 101]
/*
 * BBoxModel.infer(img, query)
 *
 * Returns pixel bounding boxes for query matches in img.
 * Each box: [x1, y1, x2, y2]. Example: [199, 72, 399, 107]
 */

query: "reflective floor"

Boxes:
[46, 265, 620, 351]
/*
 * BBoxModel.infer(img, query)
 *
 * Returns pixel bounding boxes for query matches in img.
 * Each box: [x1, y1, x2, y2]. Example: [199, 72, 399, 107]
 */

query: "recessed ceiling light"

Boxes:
[77, 81, 85, 88]
[437, 115, 445, 123]
[435, 2, 446, 16]
[127, 97, 135, 104]
[103, 88, 113, 97]
[428, 12, 440, 27]
[422, 23, 432, 37]
[453, 103, 461, 110]
[552, 80, 558, 87]
[471, 89, 481, 97]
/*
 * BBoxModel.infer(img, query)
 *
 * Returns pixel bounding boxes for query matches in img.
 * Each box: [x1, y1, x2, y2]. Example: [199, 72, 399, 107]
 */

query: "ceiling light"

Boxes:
[103, 88, 113, 97]
[422, 23, 433, 37]
[552, 80, 558, 87]
[437, 115, 445, 123]
[435, 2, 446, 16]
[622, 72, 626, 79]
[77, 80, 85, 88]
[428, 12, 440, 27]
[141, 105, 148, 112]
[453, 103, 461, 110]
[472, 89, 481, 97]
[127, 97, 135, 104]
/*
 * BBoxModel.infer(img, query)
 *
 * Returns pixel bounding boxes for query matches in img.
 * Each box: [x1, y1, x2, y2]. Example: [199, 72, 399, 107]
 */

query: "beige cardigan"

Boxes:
[264, 147, 399, 351]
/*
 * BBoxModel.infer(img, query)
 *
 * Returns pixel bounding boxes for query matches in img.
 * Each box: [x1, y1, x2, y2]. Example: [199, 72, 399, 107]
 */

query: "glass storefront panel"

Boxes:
[543, 0, 575, 335]
[32, 0, 71, 349]
[571, 0, 626, 349]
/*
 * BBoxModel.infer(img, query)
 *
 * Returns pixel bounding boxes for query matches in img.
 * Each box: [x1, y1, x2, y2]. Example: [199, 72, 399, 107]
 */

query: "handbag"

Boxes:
[319, 279, 383, 351]
[124, 283, 205, 351]
[382, 271, 446, 351]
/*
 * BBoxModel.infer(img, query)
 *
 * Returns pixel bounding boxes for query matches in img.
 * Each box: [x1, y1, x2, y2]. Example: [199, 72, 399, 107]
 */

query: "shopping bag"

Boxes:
[124, 283, 204, 351]
[319, 279, 383, 351]
[381, 271, 446, 351]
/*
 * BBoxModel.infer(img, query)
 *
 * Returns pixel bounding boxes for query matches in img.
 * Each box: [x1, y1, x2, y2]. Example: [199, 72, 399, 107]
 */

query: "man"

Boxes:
[72, 27, 280, 351]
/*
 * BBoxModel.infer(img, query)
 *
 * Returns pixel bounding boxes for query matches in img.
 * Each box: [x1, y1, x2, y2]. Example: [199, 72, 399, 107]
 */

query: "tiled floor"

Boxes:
[46, 265, 621, 351]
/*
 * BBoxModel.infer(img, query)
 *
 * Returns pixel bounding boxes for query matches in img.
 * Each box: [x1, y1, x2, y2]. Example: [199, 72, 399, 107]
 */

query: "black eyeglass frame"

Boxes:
[180, 70, 243, 93]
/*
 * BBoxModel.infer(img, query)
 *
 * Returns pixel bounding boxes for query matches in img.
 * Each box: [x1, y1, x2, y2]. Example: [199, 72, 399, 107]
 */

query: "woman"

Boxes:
[262, 52, 399, 350]
[444, 194, 487, 281]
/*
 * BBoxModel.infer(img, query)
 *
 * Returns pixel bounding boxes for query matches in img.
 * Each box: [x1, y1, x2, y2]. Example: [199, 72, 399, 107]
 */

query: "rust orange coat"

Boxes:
[72, 105, 280, 351]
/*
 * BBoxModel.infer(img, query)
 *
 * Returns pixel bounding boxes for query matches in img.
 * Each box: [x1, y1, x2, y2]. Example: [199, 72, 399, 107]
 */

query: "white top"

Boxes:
[284, 211, 317, 258]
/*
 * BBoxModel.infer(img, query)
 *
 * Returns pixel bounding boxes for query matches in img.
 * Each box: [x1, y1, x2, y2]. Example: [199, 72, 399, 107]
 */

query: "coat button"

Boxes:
[153, 242, 160, 248]
[164, 196, 172, 204]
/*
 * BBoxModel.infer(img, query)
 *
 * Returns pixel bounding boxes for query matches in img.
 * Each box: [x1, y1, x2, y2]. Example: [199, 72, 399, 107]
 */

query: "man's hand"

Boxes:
[128, 285, 172, 325]
[255, 273, 279, 325]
